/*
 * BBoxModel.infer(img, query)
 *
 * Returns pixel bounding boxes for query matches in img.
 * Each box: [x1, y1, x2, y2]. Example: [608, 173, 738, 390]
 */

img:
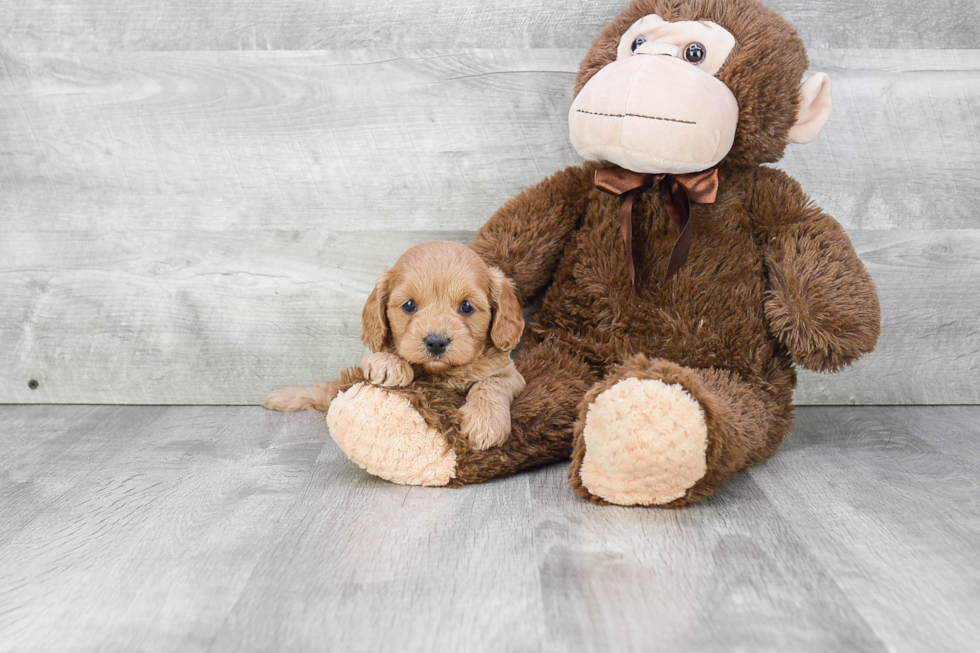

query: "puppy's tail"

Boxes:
[309, 380, 344, 412]
[262, 381, 337, 413]
[263, 366, 365, 414]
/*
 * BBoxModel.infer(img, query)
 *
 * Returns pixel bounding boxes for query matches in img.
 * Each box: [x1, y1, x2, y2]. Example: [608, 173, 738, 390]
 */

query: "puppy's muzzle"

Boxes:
[423, 333, 450, 356]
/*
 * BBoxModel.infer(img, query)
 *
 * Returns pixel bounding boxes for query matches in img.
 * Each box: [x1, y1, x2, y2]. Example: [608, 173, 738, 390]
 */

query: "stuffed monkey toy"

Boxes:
[323, 0, 880, 507]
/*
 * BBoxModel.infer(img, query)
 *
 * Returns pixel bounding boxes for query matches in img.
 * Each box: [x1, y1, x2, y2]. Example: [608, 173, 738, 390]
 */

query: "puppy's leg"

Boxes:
[361, 352, 414, 387]
[264, 382, 339, 412]
[460, 361, 526, 450]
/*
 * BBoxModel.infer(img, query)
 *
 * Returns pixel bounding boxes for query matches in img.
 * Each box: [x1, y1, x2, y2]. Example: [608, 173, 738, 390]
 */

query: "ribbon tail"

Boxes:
[665, 213, 694, 280]
[619, 188, 643, 303]
[661, 176, 694, 281]
[596, 165, 714, 294]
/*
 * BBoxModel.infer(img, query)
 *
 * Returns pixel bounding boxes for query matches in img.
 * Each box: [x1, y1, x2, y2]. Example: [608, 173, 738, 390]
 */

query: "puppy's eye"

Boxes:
[630, 36, 647, 54]
[459, 300, 475, 315]
[401, 300, 417, 314]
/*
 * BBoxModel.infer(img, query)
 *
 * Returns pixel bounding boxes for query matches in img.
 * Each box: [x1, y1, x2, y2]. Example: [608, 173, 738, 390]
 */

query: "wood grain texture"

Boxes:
[751, 407, 980, 652]
[795, 228, 980, 404]
[0, 0, 976, 51]
[0, 229, 467, 404]
[1, 40, 978, 403]
[530, 462, 889, 652]
[208, 443, 546, 652]
[1, 49, 977, 232]
[0, 49, 580, 233]
[1, 405, 978, 652]
[0, 406, 326, 653]
[1, 228, 978, 405]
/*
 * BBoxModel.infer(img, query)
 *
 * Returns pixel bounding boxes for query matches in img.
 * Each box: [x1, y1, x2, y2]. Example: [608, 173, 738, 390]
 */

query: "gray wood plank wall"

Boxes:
[1, 1, 977, 405]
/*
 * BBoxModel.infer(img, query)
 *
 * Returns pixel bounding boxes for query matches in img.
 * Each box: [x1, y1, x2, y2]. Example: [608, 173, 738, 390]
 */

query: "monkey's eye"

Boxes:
[683, 42, 707, 65]
[402, 300, 417, 314]
[459, 300, 475, 315]
[630, 36, 647, 54]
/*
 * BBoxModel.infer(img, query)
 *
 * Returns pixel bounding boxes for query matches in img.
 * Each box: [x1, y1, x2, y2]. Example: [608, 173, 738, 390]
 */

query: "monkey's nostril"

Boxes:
[423, 333, 450, 356]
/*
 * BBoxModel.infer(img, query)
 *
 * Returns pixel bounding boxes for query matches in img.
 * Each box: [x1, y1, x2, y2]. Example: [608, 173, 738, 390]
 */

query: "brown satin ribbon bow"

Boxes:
[594, 165, 719, 302]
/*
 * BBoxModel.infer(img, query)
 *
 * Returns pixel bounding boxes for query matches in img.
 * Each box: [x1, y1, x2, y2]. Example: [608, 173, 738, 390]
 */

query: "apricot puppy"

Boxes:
[264, 241, 526, 451]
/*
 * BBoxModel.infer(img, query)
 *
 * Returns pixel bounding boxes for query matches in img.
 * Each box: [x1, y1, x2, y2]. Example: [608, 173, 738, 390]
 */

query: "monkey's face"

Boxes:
[569, 14, 739, 175]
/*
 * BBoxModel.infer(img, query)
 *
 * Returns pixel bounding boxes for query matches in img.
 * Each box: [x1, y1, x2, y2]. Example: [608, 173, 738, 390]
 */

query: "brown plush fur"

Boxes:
[305, 0, 880, 505]
[451, 0, 876, 502]
[299, 341, 587, 487]
[395, 338, 599, 487]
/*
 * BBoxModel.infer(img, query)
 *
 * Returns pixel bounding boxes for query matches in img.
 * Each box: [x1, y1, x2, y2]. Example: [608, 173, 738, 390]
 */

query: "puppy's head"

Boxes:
[362, 241, 523, 373]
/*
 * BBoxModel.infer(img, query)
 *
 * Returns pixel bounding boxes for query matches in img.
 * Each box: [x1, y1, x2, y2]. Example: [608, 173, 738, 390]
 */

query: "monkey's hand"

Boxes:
[763, 215, 880, 373]
[361, 352, 415, 387]
[752, 168, 880, 373]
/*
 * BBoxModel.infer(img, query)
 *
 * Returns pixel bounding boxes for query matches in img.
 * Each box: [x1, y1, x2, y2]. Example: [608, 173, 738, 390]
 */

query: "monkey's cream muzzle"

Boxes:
[569, 15, 740, 175]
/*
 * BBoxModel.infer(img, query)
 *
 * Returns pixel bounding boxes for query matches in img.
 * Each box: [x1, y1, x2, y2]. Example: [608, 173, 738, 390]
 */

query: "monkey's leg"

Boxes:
[325, 339, 597, 487]
[449, 339, 598, 485]
[567, 356, 794, 508]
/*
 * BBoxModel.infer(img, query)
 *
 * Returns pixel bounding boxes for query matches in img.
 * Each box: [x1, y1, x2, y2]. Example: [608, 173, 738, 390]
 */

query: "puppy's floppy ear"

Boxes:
[361, 270, 392, 352]
[487, 266, 524, 352]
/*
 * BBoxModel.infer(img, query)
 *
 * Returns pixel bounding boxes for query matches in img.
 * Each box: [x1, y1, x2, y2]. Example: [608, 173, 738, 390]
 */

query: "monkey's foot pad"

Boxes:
[579, 378, 708, 505]
[326, 383, 457, 486]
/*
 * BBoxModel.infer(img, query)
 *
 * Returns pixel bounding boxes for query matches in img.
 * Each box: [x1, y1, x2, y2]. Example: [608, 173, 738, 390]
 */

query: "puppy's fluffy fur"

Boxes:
[264, 241, 526, 450]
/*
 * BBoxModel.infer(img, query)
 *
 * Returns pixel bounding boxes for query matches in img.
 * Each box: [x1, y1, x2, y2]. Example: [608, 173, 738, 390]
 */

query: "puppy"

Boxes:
[264, 241, 526, 450]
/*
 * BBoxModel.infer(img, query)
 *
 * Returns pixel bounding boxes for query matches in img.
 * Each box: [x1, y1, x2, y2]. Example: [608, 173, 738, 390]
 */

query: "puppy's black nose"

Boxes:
[424, 333, 450, 356]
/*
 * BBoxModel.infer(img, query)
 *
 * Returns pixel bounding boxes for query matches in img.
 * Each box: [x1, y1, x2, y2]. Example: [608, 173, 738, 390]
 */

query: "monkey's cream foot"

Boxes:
[577, 378, 708, 506]
[326, 383, 456, 486]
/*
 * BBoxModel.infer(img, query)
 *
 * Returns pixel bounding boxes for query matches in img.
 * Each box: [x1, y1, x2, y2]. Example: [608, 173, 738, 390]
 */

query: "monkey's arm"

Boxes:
[470, 166, 593, 304]
[752, 167, 881, 372]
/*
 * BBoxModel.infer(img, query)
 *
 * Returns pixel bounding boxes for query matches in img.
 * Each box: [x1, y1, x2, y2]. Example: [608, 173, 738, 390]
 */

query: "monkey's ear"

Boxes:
[361, 270, 391, 352]
[788, 73, 832, 144]
[487, 267, 524, 352]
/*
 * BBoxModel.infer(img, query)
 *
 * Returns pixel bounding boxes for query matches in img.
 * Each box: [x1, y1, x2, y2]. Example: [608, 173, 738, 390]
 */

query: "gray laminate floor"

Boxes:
[0, 405, 977, 653]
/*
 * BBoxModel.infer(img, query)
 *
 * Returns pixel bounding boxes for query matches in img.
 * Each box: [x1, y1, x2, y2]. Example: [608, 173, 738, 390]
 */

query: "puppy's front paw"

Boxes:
[460, 396, 511, 450]
[362, 352, 414, 387]
[264, 386, 319, 412]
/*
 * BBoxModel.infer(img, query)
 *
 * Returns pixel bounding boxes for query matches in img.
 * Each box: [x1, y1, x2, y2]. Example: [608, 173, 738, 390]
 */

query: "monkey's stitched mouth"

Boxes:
[576, 109, 696, 125]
